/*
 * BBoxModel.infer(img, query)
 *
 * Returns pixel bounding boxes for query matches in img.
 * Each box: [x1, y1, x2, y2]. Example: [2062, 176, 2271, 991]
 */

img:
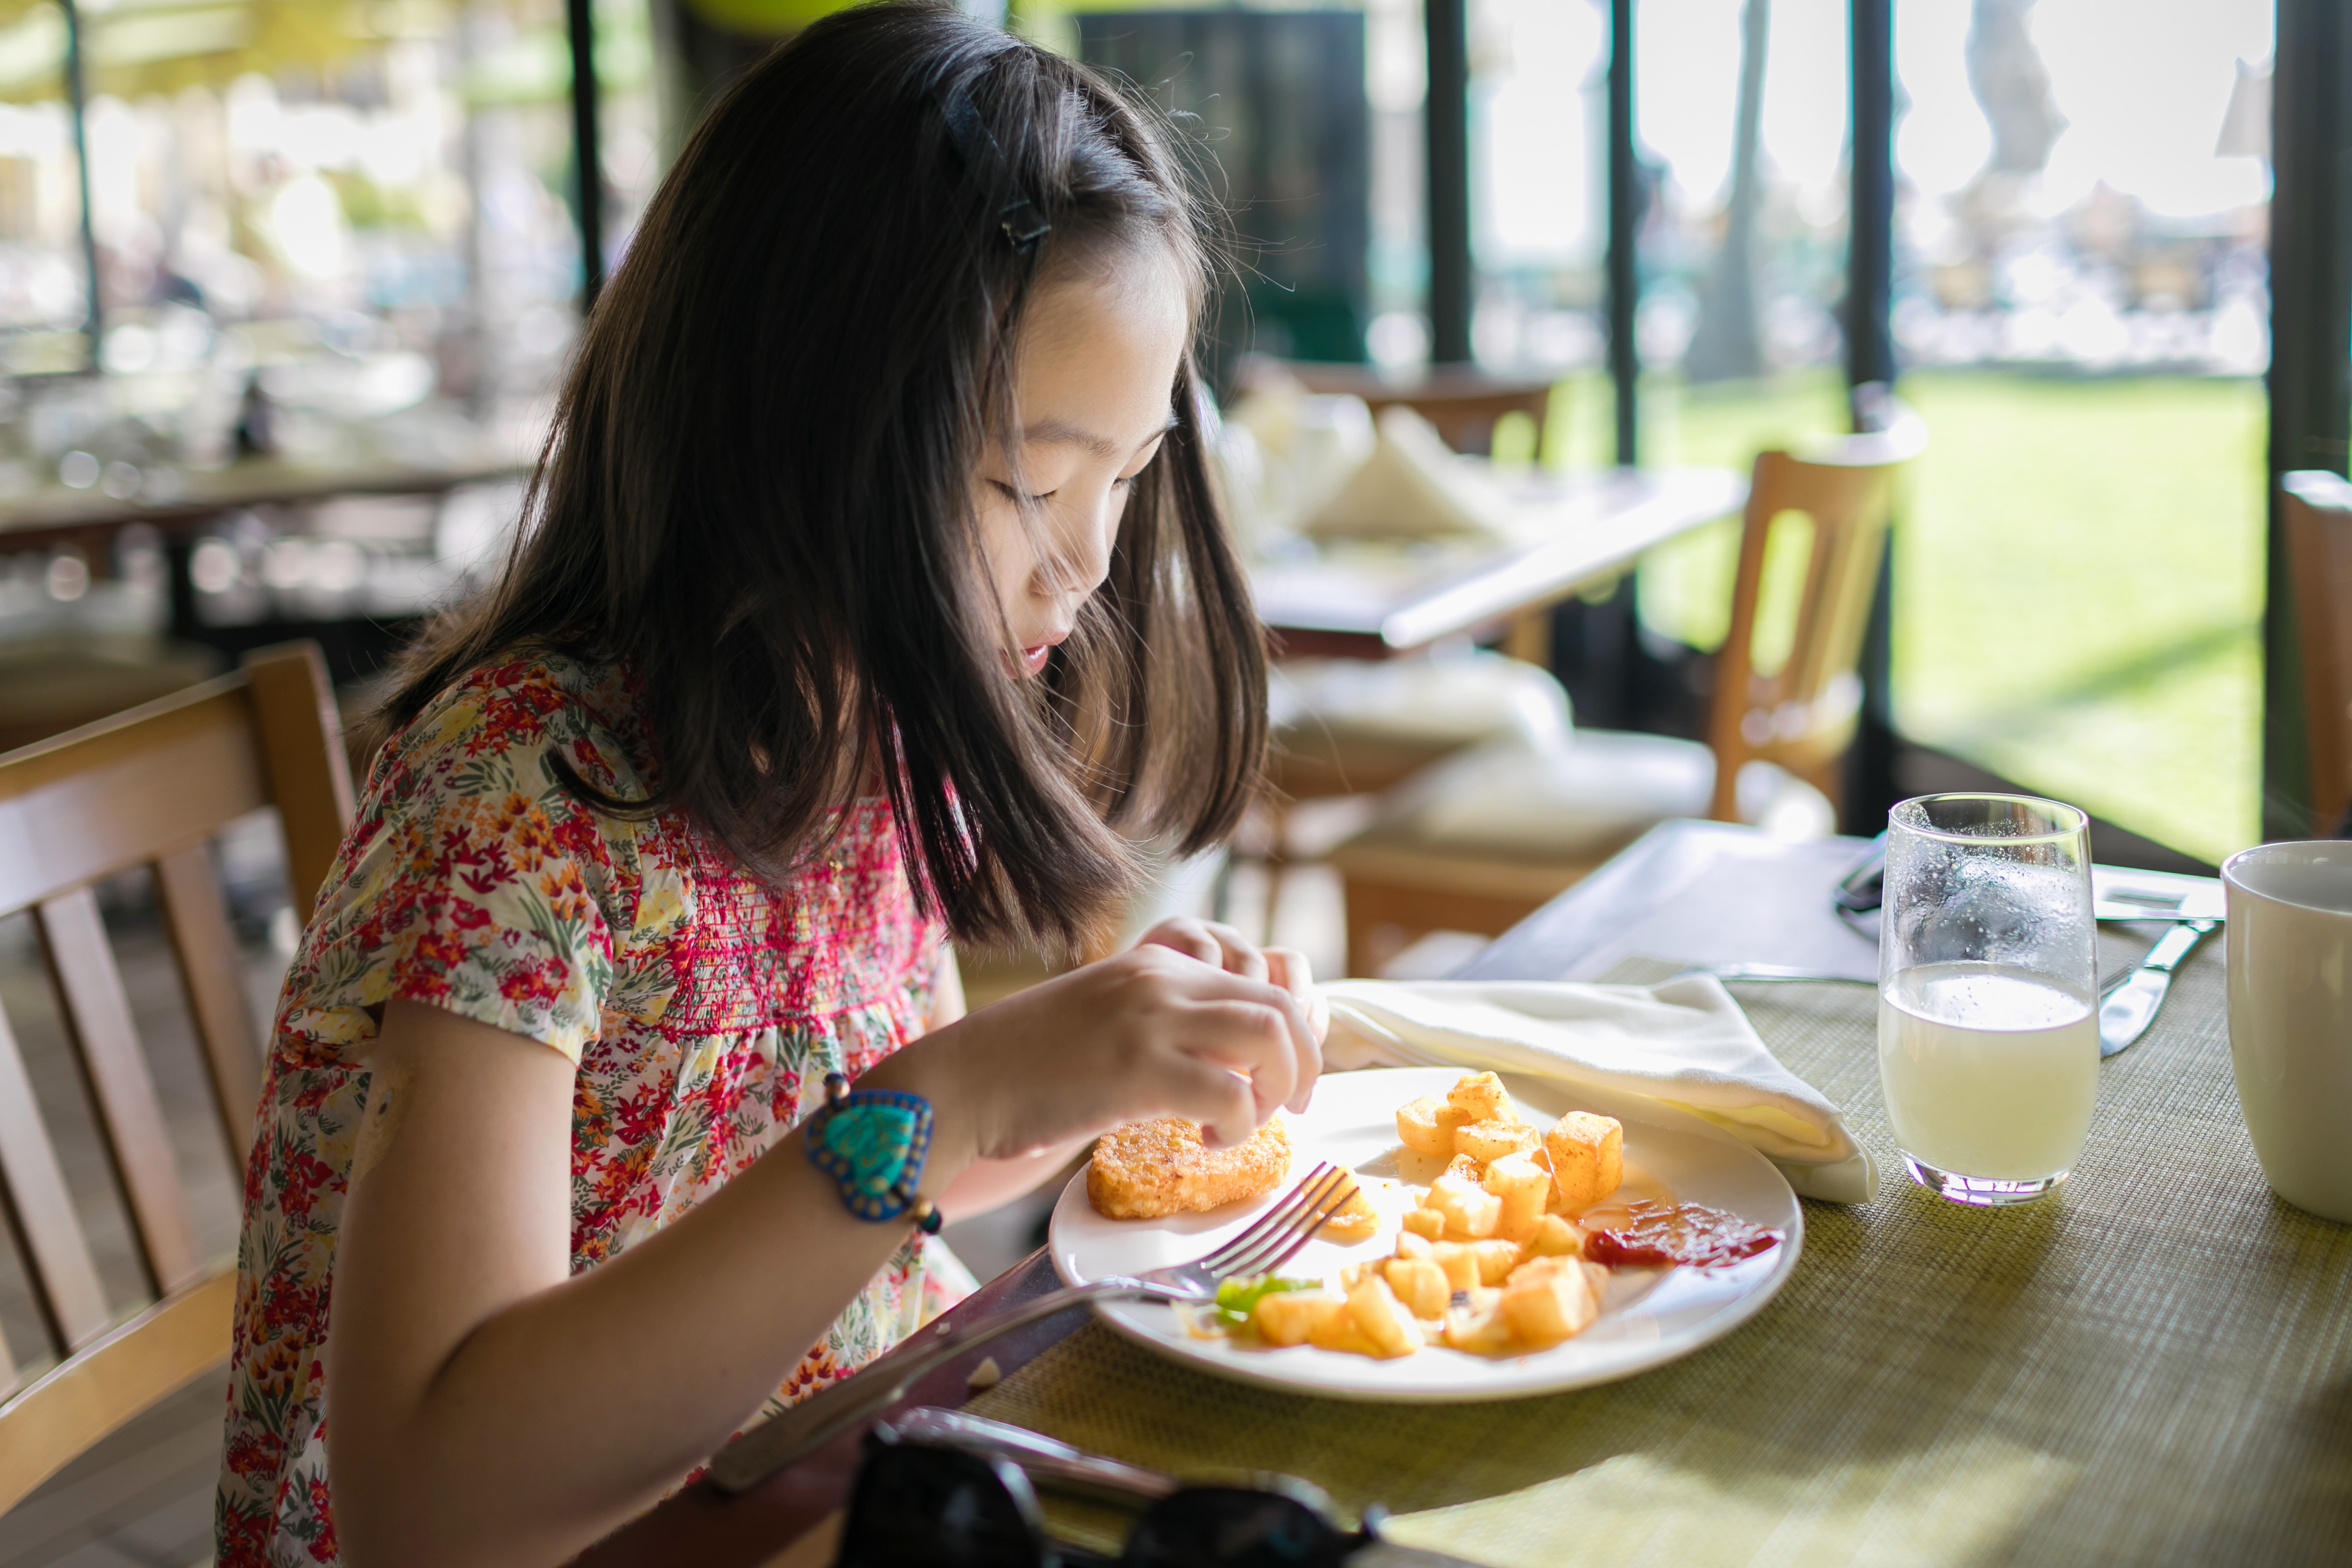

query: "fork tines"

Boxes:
[1203, 1162, 1357, 1281]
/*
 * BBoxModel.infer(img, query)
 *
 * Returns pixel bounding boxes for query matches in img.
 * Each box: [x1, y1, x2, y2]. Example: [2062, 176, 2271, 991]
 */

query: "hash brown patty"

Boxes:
[1085, 1113, 1293, 1220]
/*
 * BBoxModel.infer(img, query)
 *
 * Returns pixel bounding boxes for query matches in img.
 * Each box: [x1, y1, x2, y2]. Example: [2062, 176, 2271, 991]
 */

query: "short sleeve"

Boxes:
[279, 668, 630, 1064]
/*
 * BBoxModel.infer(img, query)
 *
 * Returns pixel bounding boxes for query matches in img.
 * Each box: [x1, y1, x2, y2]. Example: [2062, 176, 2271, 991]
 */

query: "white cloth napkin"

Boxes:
[1318, 977, 1877, 1204]
[1301, 406, 1520, 541]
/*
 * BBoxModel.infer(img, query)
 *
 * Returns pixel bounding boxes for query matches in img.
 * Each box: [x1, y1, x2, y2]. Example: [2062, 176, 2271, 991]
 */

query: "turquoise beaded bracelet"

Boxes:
[804, 1073, 943, 1235]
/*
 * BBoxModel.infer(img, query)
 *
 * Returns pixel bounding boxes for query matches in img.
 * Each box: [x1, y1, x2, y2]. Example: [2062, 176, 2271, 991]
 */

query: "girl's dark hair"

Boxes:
[374, 0, 1265, 955]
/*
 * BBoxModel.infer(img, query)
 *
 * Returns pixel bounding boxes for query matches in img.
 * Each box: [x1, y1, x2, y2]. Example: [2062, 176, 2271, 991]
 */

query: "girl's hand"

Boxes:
[900, 940, 1322, 1162]
[1134, 916, 1330, 1045]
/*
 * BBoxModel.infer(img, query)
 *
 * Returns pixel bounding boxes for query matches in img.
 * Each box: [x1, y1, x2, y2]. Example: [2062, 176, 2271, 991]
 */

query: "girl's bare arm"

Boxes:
[329, 1000, 960, 1567]
[329, 940, 1320, 1568]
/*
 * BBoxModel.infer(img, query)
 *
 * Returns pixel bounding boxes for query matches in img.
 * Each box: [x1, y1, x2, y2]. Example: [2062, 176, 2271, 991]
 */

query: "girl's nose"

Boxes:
[1044, 492, 1117, 599]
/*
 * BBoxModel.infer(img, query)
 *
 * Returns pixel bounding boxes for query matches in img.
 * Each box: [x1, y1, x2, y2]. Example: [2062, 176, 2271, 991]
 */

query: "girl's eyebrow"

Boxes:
[1024, 413, 1178, 459]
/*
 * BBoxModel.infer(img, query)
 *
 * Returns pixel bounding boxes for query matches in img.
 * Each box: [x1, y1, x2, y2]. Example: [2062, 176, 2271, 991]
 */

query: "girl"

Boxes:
[217, 7, 1323, 1563]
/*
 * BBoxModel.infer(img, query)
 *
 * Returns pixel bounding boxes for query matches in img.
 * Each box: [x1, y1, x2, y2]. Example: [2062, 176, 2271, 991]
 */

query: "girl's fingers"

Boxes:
[1193, 1000, 1297, 1120]
[1174, 1061, 1259, 1148]
[1182, 992, 1318, 1124]
[1201, 922, 1270, 983]
[1139, 918, 1224, 967]
[1138, 918, 1269, 983]
[1262, 948, 1326, 1044]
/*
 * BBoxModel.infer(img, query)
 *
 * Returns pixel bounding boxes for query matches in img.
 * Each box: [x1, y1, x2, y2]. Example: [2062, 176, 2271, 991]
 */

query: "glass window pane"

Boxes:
[1890, 0, 2273, 865]
[0, 0, 90, 373]
[1629, 0, 1852, 652]
[1465, 0, 1606, 392]
[58, 0, 613, 475]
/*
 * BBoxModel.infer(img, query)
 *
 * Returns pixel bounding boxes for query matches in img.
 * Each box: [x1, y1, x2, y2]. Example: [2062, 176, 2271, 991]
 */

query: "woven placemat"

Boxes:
[966, 938, 2352, 1567]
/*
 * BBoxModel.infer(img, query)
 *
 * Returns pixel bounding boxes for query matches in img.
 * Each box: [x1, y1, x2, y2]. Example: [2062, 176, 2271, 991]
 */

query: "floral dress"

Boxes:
[216, 651, 962, 1566]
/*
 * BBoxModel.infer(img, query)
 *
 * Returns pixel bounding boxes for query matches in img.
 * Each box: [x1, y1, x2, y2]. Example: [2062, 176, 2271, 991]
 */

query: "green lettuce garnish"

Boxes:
[1212, 1273, 1316, 1329]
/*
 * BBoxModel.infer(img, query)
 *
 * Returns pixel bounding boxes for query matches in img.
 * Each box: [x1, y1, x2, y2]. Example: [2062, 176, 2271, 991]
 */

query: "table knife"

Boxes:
[2097, 918, 2217, 1057]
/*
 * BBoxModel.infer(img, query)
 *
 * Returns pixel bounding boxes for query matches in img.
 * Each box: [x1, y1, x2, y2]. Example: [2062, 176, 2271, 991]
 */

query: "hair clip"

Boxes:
[939, 77, 1051, 257]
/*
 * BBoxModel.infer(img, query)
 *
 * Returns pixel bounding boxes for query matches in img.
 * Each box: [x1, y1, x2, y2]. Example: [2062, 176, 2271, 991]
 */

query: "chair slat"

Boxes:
[0, 1268, 233, 1515]
[2283, 476, 2352, 830]
[0, 1003, 112, 1351]
[0, 1274, 17, 1402]
[35, 887, 203, 1298]
[0, 681, 267, 918]
[154, 844, 266, 1165]
[243, 644, 356, 926]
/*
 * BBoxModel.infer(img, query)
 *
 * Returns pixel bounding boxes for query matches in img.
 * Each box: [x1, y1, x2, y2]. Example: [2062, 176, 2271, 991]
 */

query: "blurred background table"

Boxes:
[1254, 465, 1746, 663]
[0, 455, 526, 755]
[0, 456, 526, 556]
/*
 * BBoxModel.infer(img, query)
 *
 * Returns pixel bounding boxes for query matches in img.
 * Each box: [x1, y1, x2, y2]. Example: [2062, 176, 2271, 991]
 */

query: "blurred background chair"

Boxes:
[1211, 355, 1586, 942]
[0, 641, 351, 1514]
[2281, 471, 2352, 835]
[1330, 412, 1924, 977]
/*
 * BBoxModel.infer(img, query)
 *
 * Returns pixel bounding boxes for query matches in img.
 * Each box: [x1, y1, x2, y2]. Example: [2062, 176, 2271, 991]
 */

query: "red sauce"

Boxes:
[1585, 1199, 1781, 1268]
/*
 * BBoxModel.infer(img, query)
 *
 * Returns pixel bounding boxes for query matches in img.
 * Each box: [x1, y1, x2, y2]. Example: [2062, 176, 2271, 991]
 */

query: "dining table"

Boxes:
[577, 819, 2352, 1568]
[1251, 464, 1746, 661]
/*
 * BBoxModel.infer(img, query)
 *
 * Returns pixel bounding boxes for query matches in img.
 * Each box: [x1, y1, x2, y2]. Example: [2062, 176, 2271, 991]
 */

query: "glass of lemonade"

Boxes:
[1878, 793, 2099, 1206]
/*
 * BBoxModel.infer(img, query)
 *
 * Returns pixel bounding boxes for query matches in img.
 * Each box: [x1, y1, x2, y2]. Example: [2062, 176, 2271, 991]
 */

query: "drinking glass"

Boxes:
[1877, 793, 2099, 1206]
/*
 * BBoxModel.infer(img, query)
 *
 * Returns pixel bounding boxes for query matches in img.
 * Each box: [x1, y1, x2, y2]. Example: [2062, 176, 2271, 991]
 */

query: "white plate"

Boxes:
[1049, 1066, 1804, 1403]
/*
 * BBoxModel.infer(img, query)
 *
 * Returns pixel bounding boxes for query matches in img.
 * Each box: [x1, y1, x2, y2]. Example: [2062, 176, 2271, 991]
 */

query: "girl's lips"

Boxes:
[1016, 630, 1070, 677]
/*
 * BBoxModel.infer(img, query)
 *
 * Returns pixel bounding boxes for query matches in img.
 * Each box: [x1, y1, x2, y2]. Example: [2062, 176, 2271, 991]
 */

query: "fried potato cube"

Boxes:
[1468, 1238, 1522, 1284]
[1456, 1120, 1539, 1163]
[1395, 1230, 1435, 1260]
[1483, 1151, 1551, 1241]
[1428, 1241, 1481, 1293]
[1400, 1207, 1447, 1242]
[1427, 1172, 1503, 1240]
[1520, 1213, 1585, 1260]
[1447, 1071, 1514, 1123]
[1501, 1256, 1605, 1349]
[1384, 1257, 1452, 1320]
[1319, 1187, 1381, 1243]
[1253, 1291, 1345, 1348]
[1337, 1258, 1386, 1290]
[1346, 1276, 1422, 1358]
[1545, 1112, 1625, 1210]
[1442, 1287, 1517, 1355]
[1307, 1304, 1386, 1357]
[1396, 1096, 1474, 1158]
[1443, 1153, 1485, 1184]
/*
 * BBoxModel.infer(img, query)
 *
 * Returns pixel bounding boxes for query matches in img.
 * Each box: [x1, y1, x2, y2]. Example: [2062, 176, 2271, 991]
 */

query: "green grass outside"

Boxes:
[1535, 368, 2266, 868]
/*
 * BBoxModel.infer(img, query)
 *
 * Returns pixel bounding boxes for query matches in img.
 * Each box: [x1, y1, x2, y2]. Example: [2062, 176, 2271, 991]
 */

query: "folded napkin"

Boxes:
[1318, 977, 1876, 1204]
[1301, 405, 1519, 542]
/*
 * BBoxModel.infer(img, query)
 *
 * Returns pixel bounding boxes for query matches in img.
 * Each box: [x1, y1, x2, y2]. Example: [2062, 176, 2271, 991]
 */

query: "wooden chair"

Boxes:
[1330, 413, 1924, 976]
[2281, 472, 2352, 834]
[0, 641, 353, 1514]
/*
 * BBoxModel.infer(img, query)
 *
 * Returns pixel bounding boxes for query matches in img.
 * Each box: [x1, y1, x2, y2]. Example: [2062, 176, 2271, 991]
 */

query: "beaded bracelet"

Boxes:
[804, 1073, 943, 1235]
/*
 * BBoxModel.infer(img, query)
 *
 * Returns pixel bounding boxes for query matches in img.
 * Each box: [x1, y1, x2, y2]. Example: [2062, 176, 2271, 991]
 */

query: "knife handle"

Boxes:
[2139, 918, 2218, 974]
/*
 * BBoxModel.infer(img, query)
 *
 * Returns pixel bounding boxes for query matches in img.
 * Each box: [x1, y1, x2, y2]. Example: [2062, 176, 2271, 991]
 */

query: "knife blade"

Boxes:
[2097, 918, 2218, 1057]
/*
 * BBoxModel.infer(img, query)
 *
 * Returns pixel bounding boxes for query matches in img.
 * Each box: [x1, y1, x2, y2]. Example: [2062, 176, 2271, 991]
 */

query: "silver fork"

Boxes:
[707, 1161, 1358, 1494]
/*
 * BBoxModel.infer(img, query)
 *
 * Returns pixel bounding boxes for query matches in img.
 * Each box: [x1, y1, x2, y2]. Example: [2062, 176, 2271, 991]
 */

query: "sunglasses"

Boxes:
[834, 1425, 1386, 1568]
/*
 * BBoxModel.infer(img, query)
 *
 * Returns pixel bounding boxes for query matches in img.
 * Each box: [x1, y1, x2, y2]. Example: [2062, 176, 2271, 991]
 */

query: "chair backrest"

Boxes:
[1281, 362, 1556, 461]
[0, 640, 353, 1513]
[1705, 410, 1925, 821]
[2281, 471, 2352, 833]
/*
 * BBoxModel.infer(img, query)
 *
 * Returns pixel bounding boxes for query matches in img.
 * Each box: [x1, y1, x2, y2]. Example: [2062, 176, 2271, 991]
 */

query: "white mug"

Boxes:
[2222, 841, 2352, 1224]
